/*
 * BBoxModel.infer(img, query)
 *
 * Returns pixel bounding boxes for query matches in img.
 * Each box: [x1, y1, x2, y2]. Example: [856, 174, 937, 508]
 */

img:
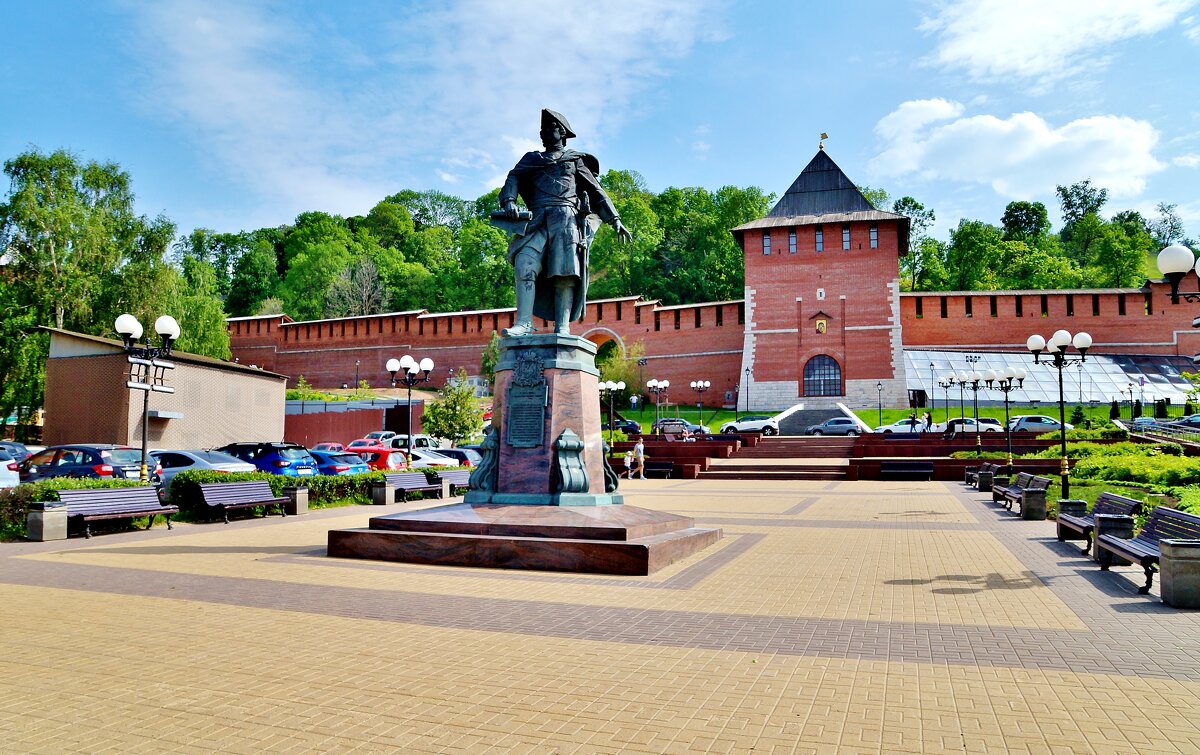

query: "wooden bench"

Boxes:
[198, 481, 287, 523]
[991, 473, 1051, 518]
[55, 487, 179, 538]
[436, 469, 471, 495]
[1096, 506, 1200, 594]
[879, 460, 934, 480]
[382, 471, 441, 501]
[1057, 492, 1143, 556]
[642, 460, 674, 478]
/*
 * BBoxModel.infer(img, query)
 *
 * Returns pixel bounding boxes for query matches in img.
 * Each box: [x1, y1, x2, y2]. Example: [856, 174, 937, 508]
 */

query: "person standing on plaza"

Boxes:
[633, 437, 646, 479]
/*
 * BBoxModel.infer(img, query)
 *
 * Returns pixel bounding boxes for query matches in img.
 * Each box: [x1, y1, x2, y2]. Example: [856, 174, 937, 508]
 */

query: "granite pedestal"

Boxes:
[328, 333, 721, 575]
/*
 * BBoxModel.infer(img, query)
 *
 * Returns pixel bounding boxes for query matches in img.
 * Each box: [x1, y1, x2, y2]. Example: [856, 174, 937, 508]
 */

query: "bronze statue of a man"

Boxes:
[498, 109, 631, 337]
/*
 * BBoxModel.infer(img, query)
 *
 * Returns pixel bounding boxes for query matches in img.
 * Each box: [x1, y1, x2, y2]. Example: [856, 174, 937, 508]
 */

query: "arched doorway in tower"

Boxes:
[803, 354, 842, 397]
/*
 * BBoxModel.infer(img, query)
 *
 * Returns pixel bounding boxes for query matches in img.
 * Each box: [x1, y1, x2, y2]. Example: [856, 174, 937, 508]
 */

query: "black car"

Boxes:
[603, 418, 642, 434]
[0, 441, 30, 463]
[19, 444, 157, 483]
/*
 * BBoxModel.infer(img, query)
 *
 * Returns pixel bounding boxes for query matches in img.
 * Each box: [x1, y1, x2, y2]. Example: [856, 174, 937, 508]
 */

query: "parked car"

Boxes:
[0, 450, 19, 489]
[651, 418, 711, 435]
[434, 448, 482, 468]
[19, 444, 160, 483]
[150, 450, 256, 498]
[0, 441, 31, 463]
[720, 415, 780, 435]
[406, 447, 459, 469]
[1007, 415, 1074, 432]
[347, 438, 387, 453]
[1167, 414, 1200, 430]
[602, 418, 642, 435]
[310, 450, 371, 476]
[364, 431, 398, 444]
[212, 442, 318, 477]
[388, 434, 441, 450]
[312, 442, 346, 452]
[1130, 416, 1161, 429]
[803, 417, 861, 436]
[873, 418, 924, 434]
[933, 417, 1003, 433]
[356, 447, 408, 471]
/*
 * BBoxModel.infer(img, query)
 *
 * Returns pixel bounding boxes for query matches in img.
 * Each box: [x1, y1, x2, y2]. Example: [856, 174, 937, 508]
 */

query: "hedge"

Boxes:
[0, 478, 146, 541]
[1037, 427, 1128, 441]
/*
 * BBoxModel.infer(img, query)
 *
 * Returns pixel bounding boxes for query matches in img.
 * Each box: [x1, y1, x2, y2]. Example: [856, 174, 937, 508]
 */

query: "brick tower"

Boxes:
[732, 148, 910, 411]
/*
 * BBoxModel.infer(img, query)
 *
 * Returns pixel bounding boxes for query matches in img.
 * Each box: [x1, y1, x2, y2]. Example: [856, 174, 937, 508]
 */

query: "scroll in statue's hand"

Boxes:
[502, 201, 520, 220]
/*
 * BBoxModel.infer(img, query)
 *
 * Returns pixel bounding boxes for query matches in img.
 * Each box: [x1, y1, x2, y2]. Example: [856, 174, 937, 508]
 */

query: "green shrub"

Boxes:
[1072, 454, 1200, 487]
[1022, 441, 1181, 460]
[0, 478, 147, 541]
[1038, 427, 1127, 441]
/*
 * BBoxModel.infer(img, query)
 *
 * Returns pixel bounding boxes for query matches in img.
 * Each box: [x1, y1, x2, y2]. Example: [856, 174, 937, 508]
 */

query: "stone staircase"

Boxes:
[779, 408, 847, 436]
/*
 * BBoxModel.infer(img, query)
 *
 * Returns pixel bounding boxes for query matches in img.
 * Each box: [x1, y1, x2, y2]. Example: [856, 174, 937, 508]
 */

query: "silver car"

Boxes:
[0, 450, 19, 489]
[151, 449, 257, 499]
[405, 447, 459, 469]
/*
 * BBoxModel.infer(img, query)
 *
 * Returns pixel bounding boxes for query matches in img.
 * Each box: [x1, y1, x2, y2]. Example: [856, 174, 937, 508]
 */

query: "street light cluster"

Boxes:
[645, 379, 669, 425]
[598, 380, 626, 442]
[387, 355, 435, 456]
[1155, 244, 1200, 303]
[1027, 329, 1091, 499]
[115, 313, 182, 483]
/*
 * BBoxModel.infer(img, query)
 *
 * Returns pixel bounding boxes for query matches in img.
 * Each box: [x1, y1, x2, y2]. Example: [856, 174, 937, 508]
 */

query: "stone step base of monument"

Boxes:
[327, 503, 722, 576]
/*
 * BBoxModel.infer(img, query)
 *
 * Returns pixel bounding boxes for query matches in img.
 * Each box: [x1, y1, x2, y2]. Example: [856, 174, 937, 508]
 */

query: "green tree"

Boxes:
[421, 369, 484, 446]
[356, 200, 414, 249]
[1062, 212, 1105, 269]
[1056, 180, 1108, 242]
[945, 220, 1003, 290]
[902, 237, 949, 291]
[325, 257, 385, 317]
[455, 218, 514, 311]
[387, 189, 472, 231]
[480, 331, 501, 390]
[226, 239, 278, 316]
[1149, 202, 1185, 248]
[857, 185, 891, 209]
[277, 241, 354, 320]
[596, 340, 646, 408]
[1001, 201, 1050, 242]
[169, 257, 232, 359]
[1091, 221, 1153, 287]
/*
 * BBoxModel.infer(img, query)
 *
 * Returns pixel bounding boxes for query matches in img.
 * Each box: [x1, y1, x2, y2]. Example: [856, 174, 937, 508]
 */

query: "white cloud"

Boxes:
[385, 0, 725, 171]
[436, 170, 461, 184]
[869, 100, 1165, 199]
[127, 0, 723, 229]
[1176, 154, 1200, 167]
[921, 0, 1198, 86]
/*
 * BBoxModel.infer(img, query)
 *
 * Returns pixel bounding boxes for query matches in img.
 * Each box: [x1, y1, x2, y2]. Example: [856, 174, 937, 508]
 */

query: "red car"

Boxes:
[356, 446, 408, 471]
[312, 442, 345, 452]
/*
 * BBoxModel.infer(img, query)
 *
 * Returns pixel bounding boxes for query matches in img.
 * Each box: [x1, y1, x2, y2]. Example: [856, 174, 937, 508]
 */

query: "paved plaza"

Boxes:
[2, 478, 1199, 753]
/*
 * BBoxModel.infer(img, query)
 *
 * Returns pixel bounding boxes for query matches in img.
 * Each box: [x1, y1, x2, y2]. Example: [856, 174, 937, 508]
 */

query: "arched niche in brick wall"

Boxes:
[581, 327, 625, 357]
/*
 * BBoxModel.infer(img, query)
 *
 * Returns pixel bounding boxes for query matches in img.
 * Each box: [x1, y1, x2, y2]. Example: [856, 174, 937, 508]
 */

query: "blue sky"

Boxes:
[3, 0, 1199, 242]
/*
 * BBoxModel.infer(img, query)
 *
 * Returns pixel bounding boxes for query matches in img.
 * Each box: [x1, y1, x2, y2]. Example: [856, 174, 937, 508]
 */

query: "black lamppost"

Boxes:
[690, 380, 710, 426]
[967, 370, 984, 456]
[354, 359, 361, 388]
[744, 367, 751, 413]
[637, 358, 648, 417]
[387, 354, 434, 458]
[938, 377, 952, 427]
[114, 313, 180, 483]
[947, 371, 967, 425]
[1027, 329, 1092, 499]
[1125, 382, 1137, 420]
[876, 381, 883, 426]
[985, 367, 1025, 471]
[599, 380, 626, 443]
[646, 379, 669, 429]
[929, 362, 936, 422]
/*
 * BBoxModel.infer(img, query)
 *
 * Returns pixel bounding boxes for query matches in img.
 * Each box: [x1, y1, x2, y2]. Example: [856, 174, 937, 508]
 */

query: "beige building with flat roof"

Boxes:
[42, 328, 287, 449]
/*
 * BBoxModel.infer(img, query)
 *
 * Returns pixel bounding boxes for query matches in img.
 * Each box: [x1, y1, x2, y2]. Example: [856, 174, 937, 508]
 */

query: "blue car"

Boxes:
[213, 442, 318, 477]
[310, 450, 370, 476]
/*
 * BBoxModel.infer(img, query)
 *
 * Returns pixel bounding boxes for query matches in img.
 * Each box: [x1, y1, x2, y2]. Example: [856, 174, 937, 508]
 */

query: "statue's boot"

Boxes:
[554, 280, 573, 335]
[503, 272, 536, 337]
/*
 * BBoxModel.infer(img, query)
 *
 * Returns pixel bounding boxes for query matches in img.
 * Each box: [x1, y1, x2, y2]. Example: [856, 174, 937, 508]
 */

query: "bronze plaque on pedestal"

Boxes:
[506, 352, 547, 448]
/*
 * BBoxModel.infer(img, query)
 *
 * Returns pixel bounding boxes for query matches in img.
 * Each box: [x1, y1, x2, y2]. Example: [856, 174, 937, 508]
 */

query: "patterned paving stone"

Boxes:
[1, 478, 1198, 753]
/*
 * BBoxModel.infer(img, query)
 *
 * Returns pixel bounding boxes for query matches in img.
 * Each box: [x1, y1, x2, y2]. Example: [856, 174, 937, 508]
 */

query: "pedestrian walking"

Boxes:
[621, 450, 633, 479]
[633, 438, 646, 479]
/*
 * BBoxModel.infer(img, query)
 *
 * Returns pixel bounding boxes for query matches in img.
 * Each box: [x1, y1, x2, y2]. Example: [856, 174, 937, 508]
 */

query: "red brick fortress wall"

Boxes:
[899, 281, 1200, 356]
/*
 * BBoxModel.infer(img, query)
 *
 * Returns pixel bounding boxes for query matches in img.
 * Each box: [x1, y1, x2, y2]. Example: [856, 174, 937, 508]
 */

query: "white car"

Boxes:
[389, 434, 441, 450]
[720, 415, 780, 435]
[873, 418, 925, 433]
[404, 447, 459, 469]
[0, 450, 19, 489]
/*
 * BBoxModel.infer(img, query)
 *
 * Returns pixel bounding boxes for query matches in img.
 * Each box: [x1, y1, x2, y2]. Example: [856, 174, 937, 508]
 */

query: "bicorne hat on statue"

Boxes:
[541, 109, 576, 139]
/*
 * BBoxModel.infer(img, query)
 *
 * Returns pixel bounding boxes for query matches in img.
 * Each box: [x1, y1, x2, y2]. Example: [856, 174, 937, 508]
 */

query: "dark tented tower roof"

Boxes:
[767, 149, 876, 217]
